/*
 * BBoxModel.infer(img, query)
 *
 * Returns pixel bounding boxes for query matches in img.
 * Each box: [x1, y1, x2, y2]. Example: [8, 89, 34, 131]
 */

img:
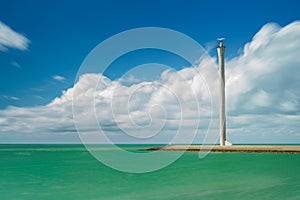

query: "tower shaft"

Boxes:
[217, 43, 226, 146]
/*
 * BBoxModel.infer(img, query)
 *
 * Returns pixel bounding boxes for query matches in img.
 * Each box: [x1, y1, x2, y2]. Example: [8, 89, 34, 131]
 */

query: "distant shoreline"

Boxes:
[145, 145, 300, 154]
[1, 144, 300, 154]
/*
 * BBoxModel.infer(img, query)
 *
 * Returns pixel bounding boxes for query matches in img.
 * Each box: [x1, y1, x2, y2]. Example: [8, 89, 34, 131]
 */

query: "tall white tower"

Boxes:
[217, 38, 226, 146]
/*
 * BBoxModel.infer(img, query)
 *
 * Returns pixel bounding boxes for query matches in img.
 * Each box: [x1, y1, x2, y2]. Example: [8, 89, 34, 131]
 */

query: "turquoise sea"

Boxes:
[0, 144, 299, 200]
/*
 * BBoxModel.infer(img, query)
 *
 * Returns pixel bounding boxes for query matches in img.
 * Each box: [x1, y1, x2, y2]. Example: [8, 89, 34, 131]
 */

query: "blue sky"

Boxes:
[1, 0, 300, 143]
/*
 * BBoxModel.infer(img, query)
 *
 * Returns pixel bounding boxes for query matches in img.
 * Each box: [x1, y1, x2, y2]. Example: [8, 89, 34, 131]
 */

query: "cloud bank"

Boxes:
[1, 21, 300, 143]
[226, 22, 300, 115]
[0, 21, 30, 51]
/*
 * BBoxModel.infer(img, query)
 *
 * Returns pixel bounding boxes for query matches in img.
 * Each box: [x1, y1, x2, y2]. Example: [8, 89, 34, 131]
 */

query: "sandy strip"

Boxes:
[146, 145, 300, 154]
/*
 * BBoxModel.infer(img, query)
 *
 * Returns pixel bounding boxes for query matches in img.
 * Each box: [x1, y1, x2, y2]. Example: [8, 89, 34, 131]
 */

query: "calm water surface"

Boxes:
[0, 144, 299, 200]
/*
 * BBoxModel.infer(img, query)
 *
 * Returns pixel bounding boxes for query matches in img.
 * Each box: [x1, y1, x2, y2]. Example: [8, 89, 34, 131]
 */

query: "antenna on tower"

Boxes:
[217, 38, 225, 47]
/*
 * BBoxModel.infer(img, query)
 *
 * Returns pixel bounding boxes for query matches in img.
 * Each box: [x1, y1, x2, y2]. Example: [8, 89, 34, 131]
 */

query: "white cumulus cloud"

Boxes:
[226, 21, 300, 115]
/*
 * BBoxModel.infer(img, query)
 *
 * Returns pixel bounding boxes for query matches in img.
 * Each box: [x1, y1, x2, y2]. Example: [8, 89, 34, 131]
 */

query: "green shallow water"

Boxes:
[0, 144, 300, 200]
